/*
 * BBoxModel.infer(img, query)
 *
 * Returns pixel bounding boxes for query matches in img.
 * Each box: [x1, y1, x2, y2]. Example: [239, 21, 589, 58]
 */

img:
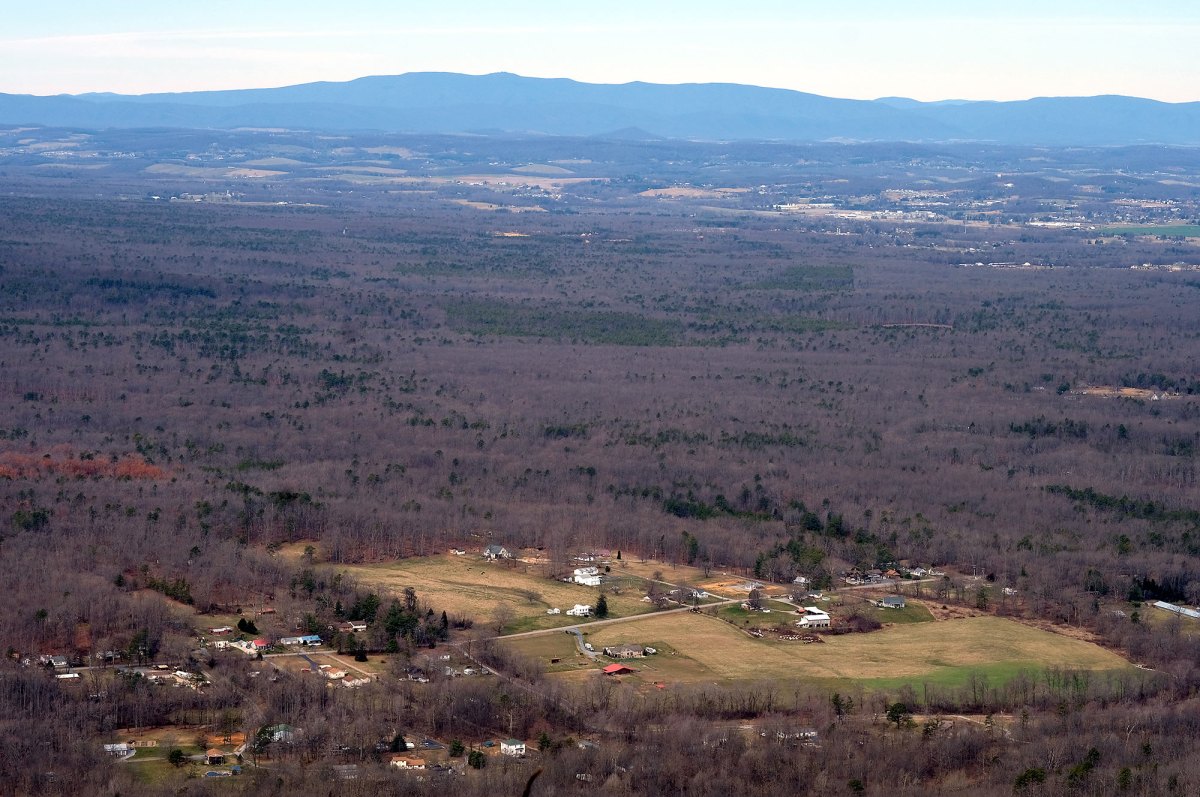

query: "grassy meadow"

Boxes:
[517, 612, 1134, 688]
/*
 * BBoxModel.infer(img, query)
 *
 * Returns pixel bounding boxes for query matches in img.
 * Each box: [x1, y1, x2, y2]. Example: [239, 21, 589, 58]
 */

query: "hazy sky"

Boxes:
[3, 1, 1198, 102]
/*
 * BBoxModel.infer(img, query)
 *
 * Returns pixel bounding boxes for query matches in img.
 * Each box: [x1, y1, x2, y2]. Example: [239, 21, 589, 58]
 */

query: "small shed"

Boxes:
[206, 749, 225, 765]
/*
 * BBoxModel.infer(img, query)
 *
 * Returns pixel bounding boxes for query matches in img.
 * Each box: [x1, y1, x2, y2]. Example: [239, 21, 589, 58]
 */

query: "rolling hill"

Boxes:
[2, 71, 1197, 146]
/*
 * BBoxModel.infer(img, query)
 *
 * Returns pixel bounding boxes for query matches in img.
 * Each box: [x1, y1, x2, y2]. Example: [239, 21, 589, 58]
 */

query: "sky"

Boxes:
[2, 1, 1198, 102]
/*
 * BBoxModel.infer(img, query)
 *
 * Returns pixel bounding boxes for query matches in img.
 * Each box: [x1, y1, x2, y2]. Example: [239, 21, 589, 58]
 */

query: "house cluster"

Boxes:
[843, 564, 941, 585]
[217, 638, 269, 656]
[602, 644, 657, 659]
[843, 569, 894, 586]
[279, 634, 323, 647]
[572, 566, 603, 587]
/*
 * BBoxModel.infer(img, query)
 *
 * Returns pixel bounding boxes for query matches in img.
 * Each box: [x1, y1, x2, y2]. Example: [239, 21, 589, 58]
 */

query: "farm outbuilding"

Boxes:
[602, 663, 636, 675]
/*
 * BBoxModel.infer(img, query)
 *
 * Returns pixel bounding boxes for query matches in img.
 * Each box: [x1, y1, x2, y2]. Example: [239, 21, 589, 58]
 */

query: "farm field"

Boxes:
[559, 613, 1133, 687]
[1104, 224, 1200, 237]
[339, 554, 657, 632]
[606, 558, 714, 587]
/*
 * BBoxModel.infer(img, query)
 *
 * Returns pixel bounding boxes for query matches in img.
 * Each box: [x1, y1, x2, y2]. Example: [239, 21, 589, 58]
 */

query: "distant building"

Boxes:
[880, 596, 907, 609]
[266, 724, 296, 744]
[796, 607, 831, 628]
[390, 754, 426, 769]
[483, 544, 512, 560]
[602, 663, 635, 676]
[1153, 600, 1200, 620]
[603, 644, 645, 659]
[501, 739, 526, 756]
[566, 604, 592, 617]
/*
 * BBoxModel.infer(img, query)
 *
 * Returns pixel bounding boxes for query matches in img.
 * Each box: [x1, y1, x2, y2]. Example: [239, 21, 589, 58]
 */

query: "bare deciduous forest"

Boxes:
[2, 125, 1200, 794]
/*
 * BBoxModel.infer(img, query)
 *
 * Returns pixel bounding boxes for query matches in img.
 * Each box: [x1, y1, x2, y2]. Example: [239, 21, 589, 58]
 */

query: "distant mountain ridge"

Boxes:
[2, 72, 1198, 146]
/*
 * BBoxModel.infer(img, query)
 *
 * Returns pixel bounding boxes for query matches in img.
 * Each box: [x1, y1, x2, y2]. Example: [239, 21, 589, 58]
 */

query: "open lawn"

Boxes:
[573, 613, 1132, 687]
[112, 726, 218, 786]
[339, 554, 654, 633]
[606, 558, 714, 588]
[1141, 603, 1200, 637]
[505, 632, 593, 672]
[846, 596, 937, 625]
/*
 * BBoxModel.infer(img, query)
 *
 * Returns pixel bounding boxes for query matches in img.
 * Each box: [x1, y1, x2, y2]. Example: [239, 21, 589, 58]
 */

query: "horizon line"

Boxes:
[5, 70, 1198, 107]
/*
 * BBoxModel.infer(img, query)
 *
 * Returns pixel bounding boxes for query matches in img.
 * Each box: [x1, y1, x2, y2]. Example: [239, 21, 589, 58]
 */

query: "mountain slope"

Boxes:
[2, 72, 1198, 145]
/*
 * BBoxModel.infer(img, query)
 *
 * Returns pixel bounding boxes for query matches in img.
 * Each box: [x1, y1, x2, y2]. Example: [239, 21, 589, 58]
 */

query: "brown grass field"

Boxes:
[1079, 385, 1177, 399]
[337, 553, 654, 632]
[544, 613, 1132, 686]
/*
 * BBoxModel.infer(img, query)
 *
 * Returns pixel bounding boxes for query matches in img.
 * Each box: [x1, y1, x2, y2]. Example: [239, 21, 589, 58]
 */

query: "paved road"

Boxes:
[566, 628, 599, 659]
[501, 599, 742, 642]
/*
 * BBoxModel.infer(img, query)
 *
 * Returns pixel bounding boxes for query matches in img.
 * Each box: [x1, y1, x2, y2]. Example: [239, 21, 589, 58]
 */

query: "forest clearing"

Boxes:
[513, 612, 1135, 687]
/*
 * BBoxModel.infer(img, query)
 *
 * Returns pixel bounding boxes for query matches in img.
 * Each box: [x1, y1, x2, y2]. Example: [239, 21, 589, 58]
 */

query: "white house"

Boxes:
[103, 743, 133, 758]
[501, 738, 526, 756]
[566, 604, 592, 617]
[483, 544, 511, 560]
[573, 566, 602, 586]
[796, 607, 831, 628]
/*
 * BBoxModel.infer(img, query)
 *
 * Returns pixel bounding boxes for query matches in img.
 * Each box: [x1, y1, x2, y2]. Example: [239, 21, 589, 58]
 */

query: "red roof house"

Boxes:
[602, 663, 635, 676]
